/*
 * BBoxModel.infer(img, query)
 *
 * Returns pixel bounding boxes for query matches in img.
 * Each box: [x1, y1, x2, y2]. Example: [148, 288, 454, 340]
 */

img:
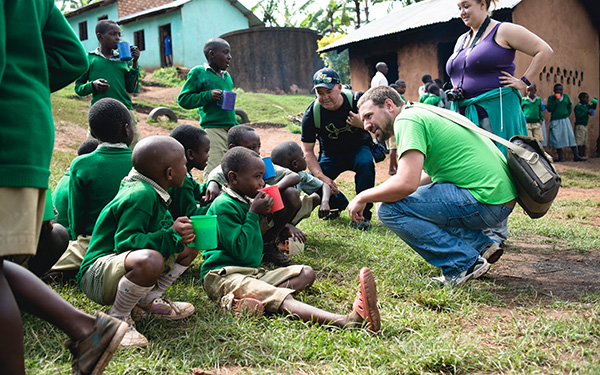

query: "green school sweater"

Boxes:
[423, 95, 442, 107]
[53, 171, 71, 236]
[68, 147, 133, 238]
[177, 65, 239, 128]
[200, 191, 262, 280]
[574, 102, 597, 126]
[167, 173, 211, 219]
[0, 1, 88, 189]
[547, 94, 572, 121]
[76, 179, 183, 284]
[521, 96, 543, 123]
[74, 51, 140, 109]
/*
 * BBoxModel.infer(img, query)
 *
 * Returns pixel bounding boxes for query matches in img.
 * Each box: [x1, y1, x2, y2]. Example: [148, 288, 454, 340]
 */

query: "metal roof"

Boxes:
[318, 0, 522, 52]
[116, 0, 191, 24]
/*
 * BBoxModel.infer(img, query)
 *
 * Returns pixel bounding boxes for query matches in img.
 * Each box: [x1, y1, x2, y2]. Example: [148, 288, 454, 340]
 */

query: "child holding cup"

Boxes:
[178, 37, 239, 179]
[74, 20, 142, 148]
[547, 83, 586, 162]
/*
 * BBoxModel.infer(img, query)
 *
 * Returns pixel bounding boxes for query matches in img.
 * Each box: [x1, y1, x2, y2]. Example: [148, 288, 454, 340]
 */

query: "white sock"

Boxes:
[138, 263, 188, 305]
[108, 277, 153, 318]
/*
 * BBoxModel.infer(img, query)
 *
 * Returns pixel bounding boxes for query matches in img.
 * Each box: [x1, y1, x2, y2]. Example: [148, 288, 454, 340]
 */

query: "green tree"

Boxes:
[56, 0, 98, 12]
[317, 34, 350, 84]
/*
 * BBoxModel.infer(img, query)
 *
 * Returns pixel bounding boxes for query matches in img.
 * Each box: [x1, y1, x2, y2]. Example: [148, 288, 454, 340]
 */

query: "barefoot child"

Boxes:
[50, 98, 135, 281]
[77, 136, 199, 348]
[75, 20, 142, 148]
[178, 37, 238, 178]
[168, 124, 220, 219]
[270, 141, 331, 222]
[202, 147, 381, 332]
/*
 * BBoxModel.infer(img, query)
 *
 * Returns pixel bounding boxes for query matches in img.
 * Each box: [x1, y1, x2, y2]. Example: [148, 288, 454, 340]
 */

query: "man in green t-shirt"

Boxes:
[348, 86, 517, 286]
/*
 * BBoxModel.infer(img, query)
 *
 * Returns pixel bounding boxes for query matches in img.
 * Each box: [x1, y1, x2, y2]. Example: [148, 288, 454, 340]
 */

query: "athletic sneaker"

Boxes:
[445, 257, 490, 286]
[262, 242, 290, 266]
[66, 312, 128, 374]
[322, 211, 340, 221]
[355, 219, 371, 231]
[481, 243, 504, 264]
[116, 315, 148, 349]
[135, 297, 195, 321]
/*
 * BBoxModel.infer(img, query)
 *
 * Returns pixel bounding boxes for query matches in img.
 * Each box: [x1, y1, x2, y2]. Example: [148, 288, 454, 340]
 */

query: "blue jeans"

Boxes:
[319, 145, 375, 220]
[378, 183, 513, 277]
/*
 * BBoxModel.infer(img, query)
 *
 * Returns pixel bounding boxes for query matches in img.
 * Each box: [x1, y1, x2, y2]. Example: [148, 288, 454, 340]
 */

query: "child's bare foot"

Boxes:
[344, 267, 380, 332]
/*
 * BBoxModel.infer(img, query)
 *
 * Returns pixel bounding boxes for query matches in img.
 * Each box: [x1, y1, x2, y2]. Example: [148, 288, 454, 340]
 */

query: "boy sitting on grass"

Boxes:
[50, 98, 135, 281]
[76, 136, 199, 348]
[270, 141, 331, 223]
[206, 125, 304, 266]
[202, 147, 381, 332]
[168, 124, 220, 219]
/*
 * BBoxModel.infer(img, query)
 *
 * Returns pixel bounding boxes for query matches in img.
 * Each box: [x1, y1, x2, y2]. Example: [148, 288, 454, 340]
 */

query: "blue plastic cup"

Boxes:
[117, 41, 132, 61]
[219, 91, 236, 111]
[591, 109, 595, 116]
[262, 157, 276, 180]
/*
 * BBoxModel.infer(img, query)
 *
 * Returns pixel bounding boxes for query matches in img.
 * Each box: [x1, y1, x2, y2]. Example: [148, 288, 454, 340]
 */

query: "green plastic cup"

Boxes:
[190, 215, 218, 250]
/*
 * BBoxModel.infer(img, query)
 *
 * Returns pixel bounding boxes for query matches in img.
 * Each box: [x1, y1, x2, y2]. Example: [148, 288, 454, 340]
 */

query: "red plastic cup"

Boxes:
[555, 93, 561, 100]
[258, 185, 284, 213]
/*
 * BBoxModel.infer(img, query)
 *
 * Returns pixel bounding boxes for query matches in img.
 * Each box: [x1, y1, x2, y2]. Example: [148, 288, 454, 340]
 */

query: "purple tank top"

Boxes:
[446, 23, 516, 99]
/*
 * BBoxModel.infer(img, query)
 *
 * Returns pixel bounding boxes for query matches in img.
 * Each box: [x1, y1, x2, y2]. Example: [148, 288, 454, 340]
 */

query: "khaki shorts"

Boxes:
[80, 250, 176, 305]
[386, 135, 397, 151]
[203, 127, 230, 182]
[0, 187, 45, 257]
[575, 125, 587, 146]
[203, 265, 304, 312]
[291, 193, 315, 225]
[51, 235, 91, 271]
[526, 122, 544, 142]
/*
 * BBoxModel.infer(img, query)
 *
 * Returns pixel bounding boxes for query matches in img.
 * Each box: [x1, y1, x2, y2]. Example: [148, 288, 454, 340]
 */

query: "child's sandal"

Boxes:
[352, 267, 381, 333]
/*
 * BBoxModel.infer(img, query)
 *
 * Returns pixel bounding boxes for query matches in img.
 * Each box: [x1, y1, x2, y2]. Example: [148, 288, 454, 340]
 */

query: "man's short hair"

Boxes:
[271, 141, 301, 168]
[96, 19, 118, 35]
[203, 38, 229, 60]
[88, 98, 131, 142]
[421, 74, 432, 84]
[358, 86, 404, 108]
[222, 146, 260, 177]
[376, 62, 387, 70]
[227, 125, 256, 147]
[170, 124, 208, 152]
[578, 92, 589, 101]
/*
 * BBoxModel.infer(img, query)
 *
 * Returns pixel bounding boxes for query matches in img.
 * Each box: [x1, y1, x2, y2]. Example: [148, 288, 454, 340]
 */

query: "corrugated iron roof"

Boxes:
[319, 0, 522, 52]
[116, 0, 191, 24]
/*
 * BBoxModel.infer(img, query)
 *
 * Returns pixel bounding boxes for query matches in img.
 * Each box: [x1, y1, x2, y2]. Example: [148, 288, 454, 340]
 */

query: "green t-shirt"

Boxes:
[53, 170, 71, 236]
[76, 179, 183, 284]
[394, 107, 517, 205]
[68, 147, 133, 238]
[74, 51, 140, 109]
[521, 96, 543, 123]
[200, 191, 262, 280]
[178, 65, 238, 128]
[0, 0, 88, 189]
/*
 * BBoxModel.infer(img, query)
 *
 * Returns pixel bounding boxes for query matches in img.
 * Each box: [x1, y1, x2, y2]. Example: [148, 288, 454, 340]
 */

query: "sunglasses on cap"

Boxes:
[313, 76, 340, 85]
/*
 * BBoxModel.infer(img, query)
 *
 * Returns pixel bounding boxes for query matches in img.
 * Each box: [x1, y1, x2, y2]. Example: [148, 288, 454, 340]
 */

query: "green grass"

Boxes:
[559, 168, 600, 188]
[37, 86, 600, 374]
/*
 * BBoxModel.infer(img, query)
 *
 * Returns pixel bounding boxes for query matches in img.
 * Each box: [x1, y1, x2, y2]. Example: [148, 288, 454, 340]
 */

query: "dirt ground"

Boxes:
[54, 85, 600, 304]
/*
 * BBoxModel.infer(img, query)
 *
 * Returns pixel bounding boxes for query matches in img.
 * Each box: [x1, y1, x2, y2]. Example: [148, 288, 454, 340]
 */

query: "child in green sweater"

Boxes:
[0, 1, 127, 373]
[77, 136, 199, 348]
[178, 38, 239, 179]
[206, 125, 304, 267]
[547, 84, 586, 162]
[202, 147, 381, 332]
[521, 83, 544, 142]
[50, 98, 134, 281]
[168, 124, 220, 219]
[75, 20, 141, 148]
[574, 92, 598, 158]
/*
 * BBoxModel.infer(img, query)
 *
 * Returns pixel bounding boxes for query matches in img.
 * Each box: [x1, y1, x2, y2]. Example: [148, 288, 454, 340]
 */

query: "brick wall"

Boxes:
[117, 0, 173, 17]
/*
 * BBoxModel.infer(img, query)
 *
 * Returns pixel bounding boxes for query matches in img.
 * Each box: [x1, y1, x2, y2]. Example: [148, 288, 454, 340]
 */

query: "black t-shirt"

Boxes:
[301, 91, 371, 156]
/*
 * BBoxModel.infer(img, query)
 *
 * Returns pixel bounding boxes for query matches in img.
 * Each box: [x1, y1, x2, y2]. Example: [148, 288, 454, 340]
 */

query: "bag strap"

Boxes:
[313, 90, 354, 129]
[404, 102, 555, 183]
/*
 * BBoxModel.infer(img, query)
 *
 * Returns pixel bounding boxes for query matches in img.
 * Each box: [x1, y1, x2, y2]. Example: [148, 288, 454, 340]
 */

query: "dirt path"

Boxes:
[54, 85, 600, 303]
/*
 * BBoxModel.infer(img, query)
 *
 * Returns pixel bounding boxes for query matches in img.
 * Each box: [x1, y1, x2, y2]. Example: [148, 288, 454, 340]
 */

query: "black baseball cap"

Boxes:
[312, 68, 341, 90]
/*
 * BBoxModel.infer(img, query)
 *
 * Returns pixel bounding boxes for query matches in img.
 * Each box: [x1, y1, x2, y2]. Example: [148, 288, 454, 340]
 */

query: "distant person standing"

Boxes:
[178, 38, 239, 179]
[547, 84, 586, 162]
[164, 32, 173, 67]
[418, 74, 432, 98]
[574, 92, 597, 158]
[371, 62, 388, 88]
[521, 83, 544, 142]
[75, 20, 142, 149]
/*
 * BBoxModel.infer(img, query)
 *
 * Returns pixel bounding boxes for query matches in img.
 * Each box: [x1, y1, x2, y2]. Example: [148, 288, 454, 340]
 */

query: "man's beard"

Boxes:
[376, 112, 395, 142]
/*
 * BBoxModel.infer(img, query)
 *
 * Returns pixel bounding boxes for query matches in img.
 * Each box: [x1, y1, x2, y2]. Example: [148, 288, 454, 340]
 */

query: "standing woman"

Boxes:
[446, 0, 553, 156]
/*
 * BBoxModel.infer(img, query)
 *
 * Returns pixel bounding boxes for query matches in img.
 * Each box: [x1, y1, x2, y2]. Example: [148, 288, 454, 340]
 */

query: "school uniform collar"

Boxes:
[204, 62, 226, 78]
[90, 47, 121, 61]
[524, 95, 539, 102]
[124, 168, 171, 204]
[98, 142, 129, 149]
[222, 186, 253, 206]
